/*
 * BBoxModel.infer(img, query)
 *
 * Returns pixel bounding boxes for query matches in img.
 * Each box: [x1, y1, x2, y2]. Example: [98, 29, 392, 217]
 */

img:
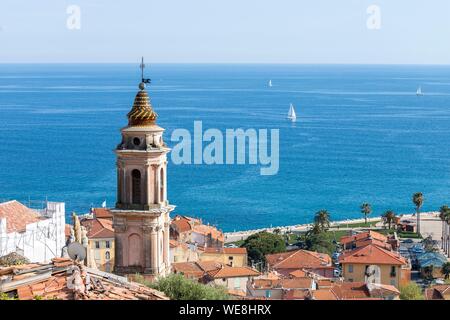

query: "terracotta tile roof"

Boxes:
[282, 289, 311, 300]
[425, 285, 450, 300]
[278, 278, 313, 289]
[0, 201, 42, 233]
[367, 283, 400, 297]
[338, 244, 407, 265]
[340, 231, 387, 245]
[252, 277, 312, 290]
[331, 282, 371, 300]
[172, 260, 223, 278]
[266, 250, 332, 269]
[203, 247, 247, 255]
[289, 269, 307, 278]
[317, 279, 333, 288]
[312, 289, 338, 300]
[92, 208, 113, 219]
[172, 262, 205, 278]
[0, 258, 168, 300]
[206, 266, 260, 279]
[352, 238, 392, 250]
[192, 224, 224, 243]
[81, 217, 114, 239]
[171, 216, 193, 233]
[173, 261, 259, 280]
[196, 260, 224, 272]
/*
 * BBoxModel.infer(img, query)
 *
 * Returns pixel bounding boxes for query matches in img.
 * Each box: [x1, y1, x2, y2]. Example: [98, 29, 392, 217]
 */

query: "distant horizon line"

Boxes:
[1, 62, 450, 66]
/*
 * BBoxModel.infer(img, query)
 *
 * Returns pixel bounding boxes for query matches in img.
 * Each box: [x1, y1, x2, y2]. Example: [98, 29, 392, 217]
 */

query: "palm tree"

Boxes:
[441, 262, 450, 280]
[439, 205, 450, 254]
[360, 203, 372, 225]
[413, 192, 424, 235]
[382, 210, 396, 230]
[314, 210, 331, 232]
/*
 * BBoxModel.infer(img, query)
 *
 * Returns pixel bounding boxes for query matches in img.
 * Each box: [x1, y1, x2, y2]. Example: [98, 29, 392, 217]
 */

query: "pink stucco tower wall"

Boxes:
[112, 80, 174, 278]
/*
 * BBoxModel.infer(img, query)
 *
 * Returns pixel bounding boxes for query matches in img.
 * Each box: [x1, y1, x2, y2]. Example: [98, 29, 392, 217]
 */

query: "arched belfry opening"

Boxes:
[131, 169, 141, 204]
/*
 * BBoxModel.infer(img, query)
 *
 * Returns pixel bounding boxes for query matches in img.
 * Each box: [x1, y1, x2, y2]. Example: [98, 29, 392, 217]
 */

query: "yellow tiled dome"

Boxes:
[127, 87, 158, 126]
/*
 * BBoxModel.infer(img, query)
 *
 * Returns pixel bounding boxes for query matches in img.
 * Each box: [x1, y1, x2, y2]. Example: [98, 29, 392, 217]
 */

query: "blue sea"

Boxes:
[1, 64, 450, 232]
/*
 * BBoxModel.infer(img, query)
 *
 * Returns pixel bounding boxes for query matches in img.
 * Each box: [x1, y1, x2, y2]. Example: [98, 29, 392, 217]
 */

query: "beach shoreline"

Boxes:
[224, 211, 440, 243]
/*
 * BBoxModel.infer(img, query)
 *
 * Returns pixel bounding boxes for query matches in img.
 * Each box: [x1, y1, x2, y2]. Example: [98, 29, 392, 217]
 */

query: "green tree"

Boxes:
[0, 292, 17, 300]
[314, 210, 331, 232]
[302, 227, 335, 256]
[439, 205, 450, 247]
[441, 262, 450, 280]
[143, 274, 230, 300]
[382, 210, 396, 229]
[413, 192, 424, 234]
[273, 228, 281, 235]
[423, 265, 434, 280]
[399, 283, 424, 300]
[360, 203, 372, 225]
[241, 231, 286, 264]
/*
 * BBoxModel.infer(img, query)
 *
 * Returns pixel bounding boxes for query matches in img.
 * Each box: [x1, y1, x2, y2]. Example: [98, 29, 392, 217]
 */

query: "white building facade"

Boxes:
[0, 201, 66, 263]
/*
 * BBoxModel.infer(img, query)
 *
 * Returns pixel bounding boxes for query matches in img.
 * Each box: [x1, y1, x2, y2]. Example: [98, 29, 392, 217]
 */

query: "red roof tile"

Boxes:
[0, 201, 42, 233]
[312, 289, 338, 300]
[81, 217, 114, 239]
[92, 208, 113, 219]
[425, 284, 450, 300]
[266, 250, 332, 270]
[331, 282, 371, 300]
[0, 259, 168, 300]
[338, 244, 407, 265]
[171, 216, 193, 233]
[206, 266, 260, 279]
[252, 277, 312, 290]
[340, 231, 387, 245]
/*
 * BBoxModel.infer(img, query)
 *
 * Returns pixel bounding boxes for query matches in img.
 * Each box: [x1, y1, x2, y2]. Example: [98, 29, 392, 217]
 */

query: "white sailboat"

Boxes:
[416, 86, 424, 96]
[287, 103, 297, 121]
[268, 80, 273, 87]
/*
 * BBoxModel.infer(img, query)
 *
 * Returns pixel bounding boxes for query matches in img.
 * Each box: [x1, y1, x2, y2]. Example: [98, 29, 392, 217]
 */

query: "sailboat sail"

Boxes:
[416, 86, 423, 96]
[269, 80, 273, 87]
[288, 103, 297, 121]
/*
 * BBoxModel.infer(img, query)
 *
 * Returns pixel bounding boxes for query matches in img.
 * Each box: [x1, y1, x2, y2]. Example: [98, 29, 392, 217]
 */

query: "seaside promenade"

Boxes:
[224, 212, 442, 243]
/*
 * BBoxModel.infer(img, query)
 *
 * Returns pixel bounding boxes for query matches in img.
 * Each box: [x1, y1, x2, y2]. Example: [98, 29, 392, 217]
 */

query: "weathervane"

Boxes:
[140, 57, 151, 86]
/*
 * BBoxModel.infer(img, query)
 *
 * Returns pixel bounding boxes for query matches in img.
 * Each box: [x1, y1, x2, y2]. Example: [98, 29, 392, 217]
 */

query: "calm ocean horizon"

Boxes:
[1, 63, 450, 232]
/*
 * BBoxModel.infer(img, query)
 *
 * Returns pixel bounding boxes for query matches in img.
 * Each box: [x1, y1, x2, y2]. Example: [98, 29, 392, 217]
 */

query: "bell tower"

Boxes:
[112, 58, 174, 278]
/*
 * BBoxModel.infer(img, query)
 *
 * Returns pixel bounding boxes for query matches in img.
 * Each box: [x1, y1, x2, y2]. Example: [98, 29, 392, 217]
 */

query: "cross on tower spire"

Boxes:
[139, 57, 151, 89]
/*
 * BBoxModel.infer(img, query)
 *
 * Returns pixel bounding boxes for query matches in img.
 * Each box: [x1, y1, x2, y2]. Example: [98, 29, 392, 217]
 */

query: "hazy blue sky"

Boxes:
[0, 0, 449, 63]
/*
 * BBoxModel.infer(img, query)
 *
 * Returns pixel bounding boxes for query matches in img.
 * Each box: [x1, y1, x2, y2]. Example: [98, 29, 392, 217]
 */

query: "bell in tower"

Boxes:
[112, 58, 174, 278]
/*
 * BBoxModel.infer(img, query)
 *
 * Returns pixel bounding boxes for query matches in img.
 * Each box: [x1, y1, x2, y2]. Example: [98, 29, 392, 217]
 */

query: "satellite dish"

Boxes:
[67, 242, 86, 262]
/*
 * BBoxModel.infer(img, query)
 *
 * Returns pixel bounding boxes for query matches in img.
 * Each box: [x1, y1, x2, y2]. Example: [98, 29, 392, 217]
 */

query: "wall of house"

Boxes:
[212, 276, 251, 294]
[199, 253, 247, 267]
[192, 232, 223, 248]
[170, 244, 199, 263]
[89, 237, 115, 272]
[247, 287, 283, 299]
[0, 202, 66, 263]
[341, 263, 403, 288]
